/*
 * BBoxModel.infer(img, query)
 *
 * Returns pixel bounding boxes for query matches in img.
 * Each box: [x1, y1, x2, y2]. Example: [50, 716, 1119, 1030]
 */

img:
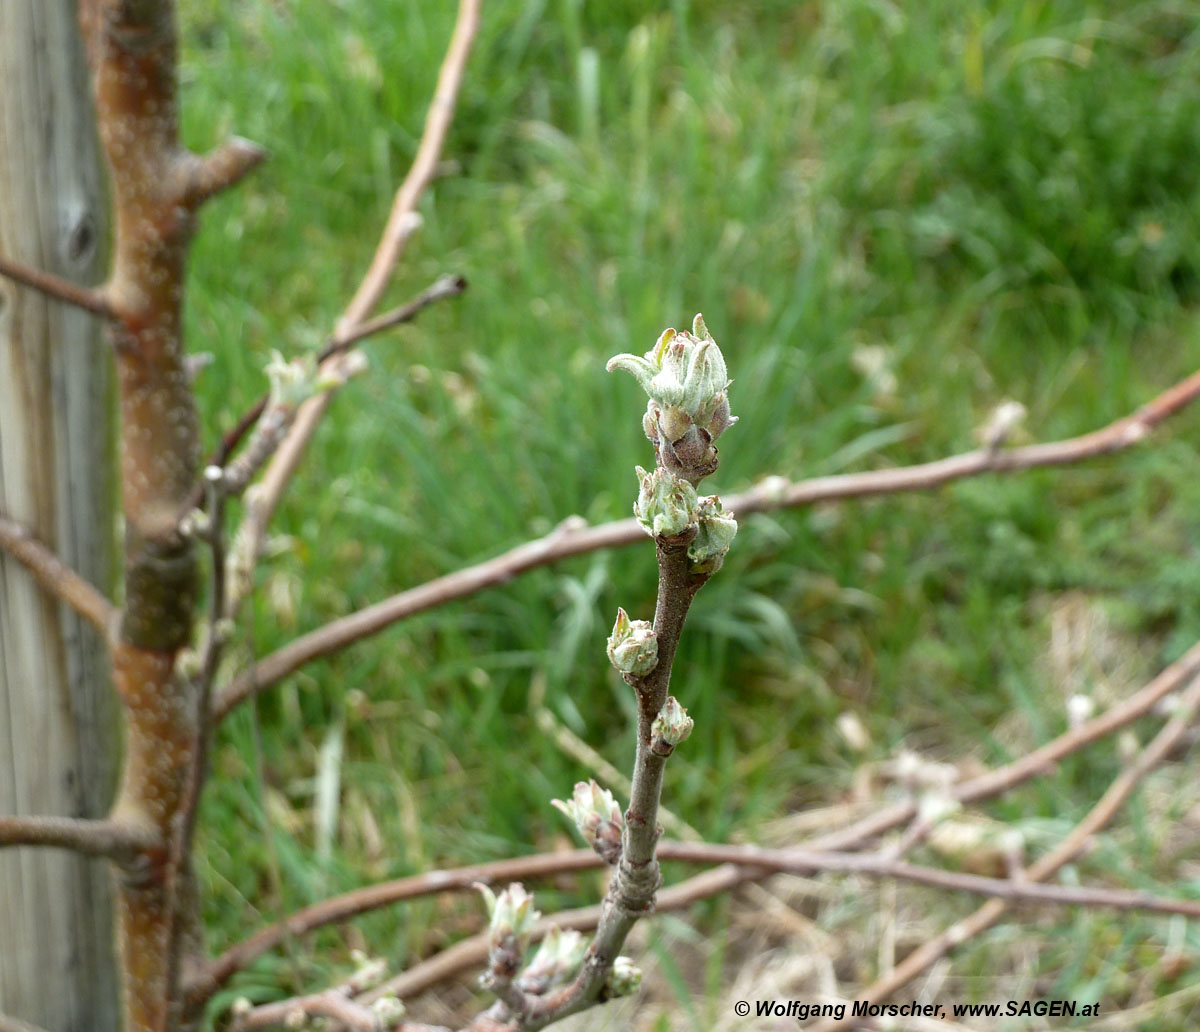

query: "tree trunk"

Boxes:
[0, 3, 119, 1030]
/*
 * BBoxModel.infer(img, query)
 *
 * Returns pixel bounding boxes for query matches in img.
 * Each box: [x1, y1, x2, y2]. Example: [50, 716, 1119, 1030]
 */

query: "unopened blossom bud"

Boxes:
[552, 779, 624, 864]
[688, 495, 738, 564]
[606, 956, 643, 997]
[370, 997, 406, 1025]
[477, 882, 540, 950]
[520, 926, 589, 992]
[651, 696, 693, 755]
[607, 316, 736, 476]
[633, 466, 698, 538]
[607, 607, 658, 677]
[264, 350, 318, 410]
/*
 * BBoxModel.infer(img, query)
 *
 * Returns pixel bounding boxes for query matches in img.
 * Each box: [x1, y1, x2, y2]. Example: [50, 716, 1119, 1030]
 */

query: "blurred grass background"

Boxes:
[177, 0, 1200, 1026]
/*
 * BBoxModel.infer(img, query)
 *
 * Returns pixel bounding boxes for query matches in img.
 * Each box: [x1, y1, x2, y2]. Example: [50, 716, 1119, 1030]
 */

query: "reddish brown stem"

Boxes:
[0, 252, 111, 316]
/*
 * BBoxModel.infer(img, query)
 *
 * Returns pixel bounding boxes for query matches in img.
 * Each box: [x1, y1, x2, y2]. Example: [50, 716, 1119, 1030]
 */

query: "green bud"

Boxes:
[606, 956, 643, 997]
[264, 350, 318, 410]
[607, 606, 658, 676]
[688, 495, 738, 563]
[477, 882, 540, 949]
[634, 466, 698, 538]
[520, 926, 589, 992]
[552, 779, 624, 864]
[607, 315, 733, 422]
[370, 997, 406, 1025]
[651, 696, 694, 752]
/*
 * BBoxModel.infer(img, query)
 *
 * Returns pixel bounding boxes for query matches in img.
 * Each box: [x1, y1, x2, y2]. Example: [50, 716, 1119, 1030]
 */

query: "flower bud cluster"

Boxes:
[633, 466, 698, 538]
[607, 314, 737, 481]
[518, 926, 589, 994]
[477, 881, 540, 954]
[607, 607, 658, 676]
[552, 779, 624, 864]
[688, 495, 738, 566]
[650, 696, 694, 755]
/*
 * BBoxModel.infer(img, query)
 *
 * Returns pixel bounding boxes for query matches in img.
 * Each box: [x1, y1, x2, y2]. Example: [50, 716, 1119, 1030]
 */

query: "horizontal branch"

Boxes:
[195, 806, 1200, 1005]
[808, 669, 1200, 1032]
[660, 842, 1200, 918]
[230, 990, 386, 1032]
[193, 849, 604, 998]
[359, 864, 760, 1008]
[804, 636, 1200, 853]
[0, 815, 157, 861]
[0, 515, 117, 635]
[0, 252, 111, 317]
[215, 366, 1200, 721]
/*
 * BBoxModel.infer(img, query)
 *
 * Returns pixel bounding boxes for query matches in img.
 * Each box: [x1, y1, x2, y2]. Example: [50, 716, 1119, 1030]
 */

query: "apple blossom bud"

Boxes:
[688, 495, 738, 564]
[606, 956, 643, 997]
[477, 882, 540, 951]
[370, 997, 406, 1025]
[633, 466, 698, 538]
[552, 780, 624, 864]
[519, 926, 588, 992]
[607, 607, 658, 676]
[651, 696, 694, 755]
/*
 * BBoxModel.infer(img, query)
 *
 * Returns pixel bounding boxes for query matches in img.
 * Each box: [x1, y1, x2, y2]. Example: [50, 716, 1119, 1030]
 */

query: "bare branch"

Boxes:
[333, 273, 468, 352]
[230, 990, 383, 1032]
[0, 515, 117, 635]
[807, 670, 1200, 1032]
[0, 815, 157, 861]
[361, 865, 761, 1008]
[339, 2, 480, 327]
[804, 637, 1200, 854]
[0, 253, 111, 317]
[198, 272, 468, 499]
[658, 842, 1200, 918]
[173, 136, 267, 208]
[191, 850, 604, 1000]
[237, 0, 481, 564]
[215, 367, 1200, 721]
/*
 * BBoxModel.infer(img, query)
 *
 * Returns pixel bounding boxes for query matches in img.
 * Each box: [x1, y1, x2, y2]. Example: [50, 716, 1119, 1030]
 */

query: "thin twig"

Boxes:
[192, 830, 1200, 1008]
[190, 850, 605, 1001]
[0, 514, 117, 635]
[0, 253, 111, 317]
[198, 273, 468, 496]
[165, 468, 230, 1021]
[230, 989, 383, 1031]
[235, 0, 480, 572]
[360, 865, 762, 1009]
[804, 637, 1200, 854]
[213, 366, 1200, 721]
[807, 671, 1200, 1032]
[0, 815, 157, 861]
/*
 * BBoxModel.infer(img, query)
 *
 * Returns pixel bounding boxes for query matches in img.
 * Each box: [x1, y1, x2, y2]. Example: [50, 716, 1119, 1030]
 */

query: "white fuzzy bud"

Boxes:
[552, 779, 624, 863]
[633, 466, 698, 538]
[607, 607, 658, 676]
[651, 696, 694, 753]
[606, 956, 643, 997]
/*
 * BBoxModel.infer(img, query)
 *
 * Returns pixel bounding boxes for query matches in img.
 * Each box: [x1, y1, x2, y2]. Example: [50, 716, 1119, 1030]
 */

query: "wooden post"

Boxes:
[0, 2, 119, 1030]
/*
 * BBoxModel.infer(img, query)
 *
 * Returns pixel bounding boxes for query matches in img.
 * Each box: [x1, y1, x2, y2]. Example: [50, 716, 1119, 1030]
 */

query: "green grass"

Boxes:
[179, 0, 1200, 1026]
